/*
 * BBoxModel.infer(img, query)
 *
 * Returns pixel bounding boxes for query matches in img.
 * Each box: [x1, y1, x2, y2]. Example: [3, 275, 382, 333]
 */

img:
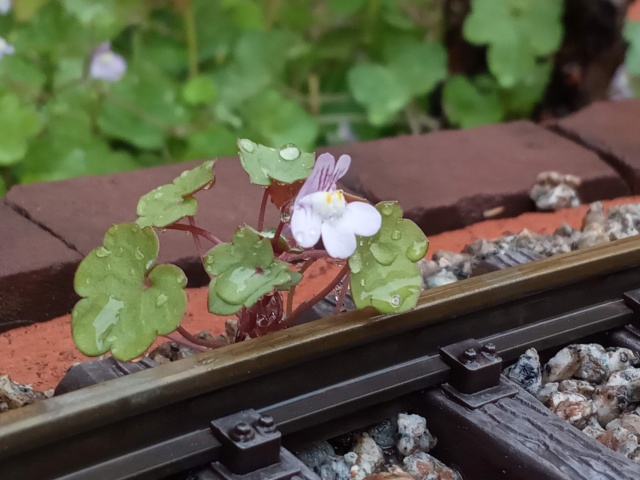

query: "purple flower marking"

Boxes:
[89, 42, 127, 82]
[290, 153, 382, 259]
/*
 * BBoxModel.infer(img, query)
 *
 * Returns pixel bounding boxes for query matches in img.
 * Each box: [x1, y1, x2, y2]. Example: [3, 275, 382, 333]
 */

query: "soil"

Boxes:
[3, 196, 640, 392]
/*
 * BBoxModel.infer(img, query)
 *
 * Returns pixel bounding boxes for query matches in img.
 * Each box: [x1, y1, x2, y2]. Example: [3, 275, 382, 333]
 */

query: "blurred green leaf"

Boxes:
[463, 0, 563, 88]
[182, 125, 237, 160]
[0, 93, 41, 166]
[348, 63, 409, 126]
[350, 202, 428, 314]
[0, 55, 47, 101]
[12, 0, 50, 22]
[243, 90, 318, 150]
[386, 39, 447, 97]
[443, 75, 504, 128]
[72, 223, 187, 360]
[98, 65, 189, 149]
[328, 0, 366, 16]
[0, 177, 6, 196]
[182, 74, 218, 105]
[501, 61, 553, 117]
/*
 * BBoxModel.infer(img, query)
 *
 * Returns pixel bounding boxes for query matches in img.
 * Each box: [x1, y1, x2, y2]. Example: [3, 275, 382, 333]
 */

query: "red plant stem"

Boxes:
[258, 188, 269, 231]
[286, 258, 315, 316]
[285, 264, 349, 326]
[177, 325, 228, 348]
[334, 273, 350, 314]
[187, 216, 211, 277]
[279, 250, 328, 263]
[271, 220, 285, 250]
[165, 223, 222, 245]
[162, 333, 208, 352]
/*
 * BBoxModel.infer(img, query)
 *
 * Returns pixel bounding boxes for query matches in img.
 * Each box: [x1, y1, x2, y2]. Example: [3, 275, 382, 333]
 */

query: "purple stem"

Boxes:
[165, 223, 222, 245]
[257, 188, 269, 232]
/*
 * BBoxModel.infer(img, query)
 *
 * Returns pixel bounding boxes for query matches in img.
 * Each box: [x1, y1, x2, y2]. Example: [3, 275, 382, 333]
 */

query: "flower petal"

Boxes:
[321, 217, 357, 259]
[290, 204, 322, 248]
[343, 202, 382, 237]
[296, 153, 336, 200]
[330, 154, 351, 190]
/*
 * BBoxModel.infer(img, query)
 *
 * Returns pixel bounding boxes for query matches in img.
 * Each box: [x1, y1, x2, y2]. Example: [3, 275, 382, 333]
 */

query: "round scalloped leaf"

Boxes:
[72, 223, 188, 360]
[204, 227, 297, 315]
[137, 160, 215, 227]
[237, 139, 314, 186]
[349, 202, 429, 314]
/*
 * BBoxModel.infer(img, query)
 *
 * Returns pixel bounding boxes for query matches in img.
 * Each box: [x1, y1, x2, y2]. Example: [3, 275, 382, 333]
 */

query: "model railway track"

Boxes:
[4, 236, 640, 479]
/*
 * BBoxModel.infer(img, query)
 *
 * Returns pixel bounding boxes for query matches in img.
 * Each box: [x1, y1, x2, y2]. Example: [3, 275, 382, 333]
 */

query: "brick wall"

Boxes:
[2, 99, 640, 330]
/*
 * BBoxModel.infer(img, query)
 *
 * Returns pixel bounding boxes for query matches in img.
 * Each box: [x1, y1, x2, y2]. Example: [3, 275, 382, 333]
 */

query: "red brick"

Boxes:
[326, 121, 628, 234]
[5, 158, 280, 287]
[0, 204, 82, 331]
[554, 100, 640, 193]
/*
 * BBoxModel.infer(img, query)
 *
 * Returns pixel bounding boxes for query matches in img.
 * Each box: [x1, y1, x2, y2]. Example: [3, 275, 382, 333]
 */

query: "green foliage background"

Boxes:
[0, 0, 572, 195]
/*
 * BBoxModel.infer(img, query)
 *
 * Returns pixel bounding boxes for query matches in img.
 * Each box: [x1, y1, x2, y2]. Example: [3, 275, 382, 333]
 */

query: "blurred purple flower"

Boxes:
[0, 0, 11, 15]
[290, 153, 381, 259]
[89, 42, 127, 82]
[0, 37, 15, 59]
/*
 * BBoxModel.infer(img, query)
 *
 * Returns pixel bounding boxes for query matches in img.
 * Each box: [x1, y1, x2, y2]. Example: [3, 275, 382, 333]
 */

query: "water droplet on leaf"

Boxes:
[279, 144, 301, 161]
[359, 279, 365, 287]
[280, 211, 291, 222]
[239, 139, 256, 153]
[154, 191, 163, 199]
[406, 240, 428, 261]
[96, 247, 111, 258]
[134, 247, 144, 261]
[381, 202, 394, 216]
[390, 295, 401, 307]
[391, 230, 401, 240]
[156, 293, 168, 307]
[370, 242, 396, 266]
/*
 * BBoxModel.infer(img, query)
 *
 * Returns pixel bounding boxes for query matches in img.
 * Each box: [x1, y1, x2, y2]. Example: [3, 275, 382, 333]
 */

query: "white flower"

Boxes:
[0, 0, 11, 15]
[0, 36, 14, 59]
[89, 42, 127, 82]
[290, 153, 381, 259]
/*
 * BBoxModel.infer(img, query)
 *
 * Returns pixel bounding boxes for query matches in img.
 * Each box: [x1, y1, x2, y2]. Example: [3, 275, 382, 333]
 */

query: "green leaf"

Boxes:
[204, 228, 295, 315]
[624, 21, 640, 76]
[349, 202, 428, 314]
[0, 55, 47, 101]
[182, 75, 218, 105]
[386, 40, 447, 97]
[328, 0, 366, 16]
[501, 61, 553, 117]
[0, 93, 42, 166]
[347, 63, 410, 126]
[242, 90, 319, 151]
[442, 75, 504, 128]
[237, 138, 314, 186]
[463, 0, 563, 87]
[136, 160, 216, 228]
[72, 223, 188, 360]
[182, 125, 238, 160]
[97, 65, 189, 149]
[0, 177, 6, 197]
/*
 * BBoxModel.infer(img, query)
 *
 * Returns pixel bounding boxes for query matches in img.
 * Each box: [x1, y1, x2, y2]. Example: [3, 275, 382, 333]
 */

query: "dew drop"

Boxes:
[381, 202, 394, 216]
[134, 247, 144, 261]
[370, 242, 396, 266]
[180, 170, 189, 178]
[154, 191, 164, 199]
[390, 295, 401, 307]
[359, 279, 365, 287]
[280, 211, 291, 223]
[279, 144, 301, 161]
[177, 276, 183, 283]
[95, 247, 111, 258]
[391, 230, 401, 241]
[156, 293, 168, 307]
[349, 253, 362, 273]
[238, 139, 256, 153]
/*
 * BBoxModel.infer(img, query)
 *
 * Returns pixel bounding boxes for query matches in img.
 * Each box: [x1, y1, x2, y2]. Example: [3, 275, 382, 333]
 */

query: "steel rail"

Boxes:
[2, 236, 640, 478]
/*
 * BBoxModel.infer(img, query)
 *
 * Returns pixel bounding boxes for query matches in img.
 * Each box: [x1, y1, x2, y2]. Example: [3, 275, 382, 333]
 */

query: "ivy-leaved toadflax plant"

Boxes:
[71, 139, 429, 361]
